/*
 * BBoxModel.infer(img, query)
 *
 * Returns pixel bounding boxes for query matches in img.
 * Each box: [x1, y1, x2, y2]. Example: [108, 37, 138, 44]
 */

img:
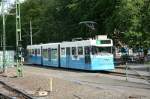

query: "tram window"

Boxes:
[48, 48, 51, 61]
[27, 49, 30, 55]
[61, 48, 65, 56]
[92, 46, 97, 55]
[35, 49, 38, 56]
[84, 46, 90, 55]
[29, 49, 32, 55]
[37, 49, 40, 55]
[32, 49, 34, 55]
[92, 46, 111, 55]
[78, 47, 83, 55]
[84, 46, 91, 64]
[98, 47, 111, 53]
[51, 49, 58, 59]
[28, 49, 29, 55]
[66, 47, 70, 55]
[43, 49, 48, 58]
[27, 49, 29, 54]
[72, 47, 76, 55]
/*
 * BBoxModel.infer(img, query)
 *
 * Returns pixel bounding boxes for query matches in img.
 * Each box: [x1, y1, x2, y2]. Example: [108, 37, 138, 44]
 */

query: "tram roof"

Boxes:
[42, 43, 60, 48]
[27, 44, 42, 49]
[60, 39, 113, 47]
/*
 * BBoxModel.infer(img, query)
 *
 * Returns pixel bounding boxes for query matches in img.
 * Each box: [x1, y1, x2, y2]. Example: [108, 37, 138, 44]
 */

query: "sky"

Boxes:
[0, 0, 25, 13]
[7, 0, 15, 4]
[5, 0, 25, 3]
[1, 0, 24, 4]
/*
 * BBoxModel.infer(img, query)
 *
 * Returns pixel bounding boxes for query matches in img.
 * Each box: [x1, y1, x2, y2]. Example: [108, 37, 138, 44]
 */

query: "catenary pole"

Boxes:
[30, 20, 33, 45]
[1, 35, 3, 47]
[16, 0, 23, 77]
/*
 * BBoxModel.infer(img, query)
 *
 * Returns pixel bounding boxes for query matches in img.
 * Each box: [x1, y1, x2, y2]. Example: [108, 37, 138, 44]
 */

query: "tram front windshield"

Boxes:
[92, 46, 112, 55]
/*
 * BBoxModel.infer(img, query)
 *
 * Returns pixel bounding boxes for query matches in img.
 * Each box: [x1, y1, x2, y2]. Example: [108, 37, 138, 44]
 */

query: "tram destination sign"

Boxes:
[96, 40, 111, 45]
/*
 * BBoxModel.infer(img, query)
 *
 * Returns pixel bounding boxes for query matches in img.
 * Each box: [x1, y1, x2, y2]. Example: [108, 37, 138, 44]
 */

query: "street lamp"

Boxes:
[1, 0, 6, 73]
[0, 0, 16, 73]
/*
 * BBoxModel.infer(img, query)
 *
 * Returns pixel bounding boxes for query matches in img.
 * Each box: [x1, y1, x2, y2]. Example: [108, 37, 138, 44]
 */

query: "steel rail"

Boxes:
[0, 80, 33, 99]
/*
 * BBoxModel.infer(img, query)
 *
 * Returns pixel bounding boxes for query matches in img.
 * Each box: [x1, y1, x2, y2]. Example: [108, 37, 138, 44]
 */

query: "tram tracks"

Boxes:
[109, 71, 149, 80]
[0, 93, 12, 99]
[0, 80, 33, 99]
[108, 68, 150, 83]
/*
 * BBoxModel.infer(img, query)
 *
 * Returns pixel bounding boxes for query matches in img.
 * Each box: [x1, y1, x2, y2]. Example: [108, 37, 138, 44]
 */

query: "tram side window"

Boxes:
[29, 49, 32, 55]
[27, 49, 30, 55]
[72, 47, 77, 56]
[51, 49, 58, 60]
[92, 46, 97, 55]
[84, 46, 90, 55]
[32, 49, 35, 55]
[48, 48, 51, 61]
[84, 46, 91, 64]
[61, 48, 65, 56]
[35, 49, 38, 56]
[37, 49, 40, 55]
[43, 49, 48, 58]
[66, 47, 70, 55]
[78, 47, 83, 55]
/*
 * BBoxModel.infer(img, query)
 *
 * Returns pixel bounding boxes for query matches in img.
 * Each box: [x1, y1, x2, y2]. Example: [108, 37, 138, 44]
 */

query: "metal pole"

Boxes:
[16, 0, 23, 77]
[30, 20, 33, 45]
[126, 62, 128, 81]
[2, 0, 6, 73]
[1, 35, 3, 47]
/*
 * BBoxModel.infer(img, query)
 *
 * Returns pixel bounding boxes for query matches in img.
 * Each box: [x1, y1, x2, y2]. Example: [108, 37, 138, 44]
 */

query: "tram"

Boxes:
[27, 35, 114, 70]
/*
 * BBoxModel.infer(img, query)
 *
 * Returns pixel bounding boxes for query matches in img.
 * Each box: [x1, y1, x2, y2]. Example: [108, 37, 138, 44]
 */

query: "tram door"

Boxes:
[66, 47, 70, 68]
[84, 46, 91, 64]
[41, 46, 43, 65]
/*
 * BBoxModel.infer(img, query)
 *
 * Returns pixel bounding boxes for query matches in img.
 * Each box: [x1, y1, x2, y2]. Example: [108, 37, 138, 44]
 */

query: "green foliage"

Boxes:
[0, 0, 150, 53]
[124, 31, 143, 48]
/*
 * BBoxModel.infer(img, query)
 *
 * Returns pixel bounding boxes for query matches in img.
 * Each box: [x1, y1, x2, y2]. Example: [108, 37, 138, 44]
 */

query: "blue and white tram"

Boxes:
[60, 37, 114, 70]
[42, 43, 60, 67]
[27, 44, 42, 65]
[26, 35, 114, 70]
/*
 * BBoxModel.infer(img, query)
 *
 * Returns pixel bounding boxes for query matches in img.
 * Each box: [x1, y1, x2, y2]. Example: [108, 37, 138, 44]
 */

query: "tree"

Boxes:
[0, 0, 150, 56]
